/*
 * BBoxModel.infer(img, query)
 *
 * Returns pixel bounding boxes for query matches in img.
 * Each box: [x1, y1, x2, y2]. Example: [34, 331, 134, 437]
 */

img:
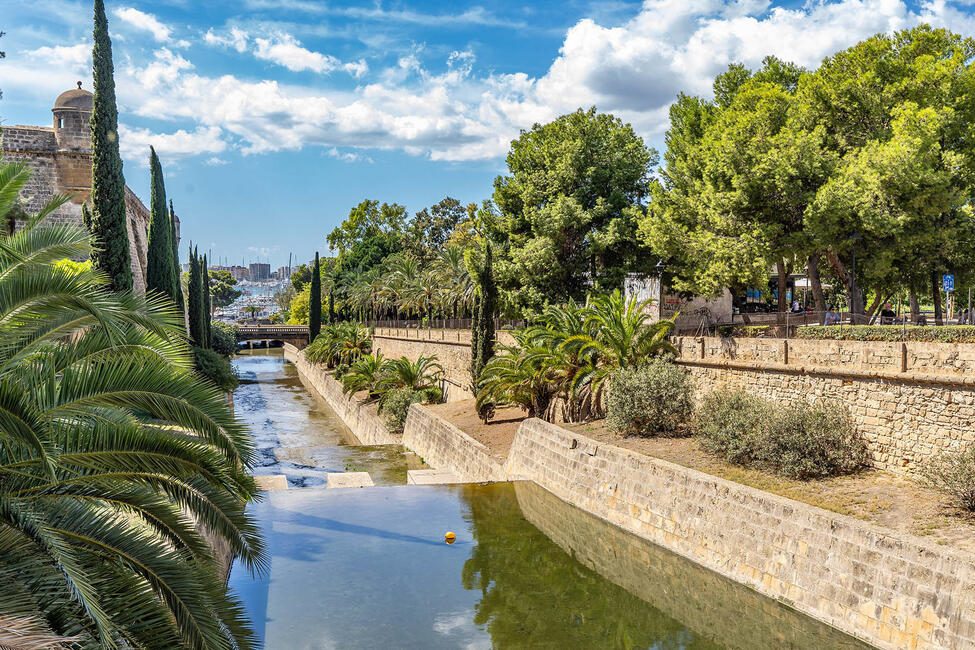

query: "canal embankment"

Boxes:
[283, 342, 975, 650]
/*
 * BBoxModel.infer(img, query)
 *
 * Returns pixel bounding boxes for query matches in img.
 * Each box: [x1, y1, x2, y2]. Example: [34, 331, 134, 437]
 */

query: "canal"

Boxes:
[229, 349, 871, 649]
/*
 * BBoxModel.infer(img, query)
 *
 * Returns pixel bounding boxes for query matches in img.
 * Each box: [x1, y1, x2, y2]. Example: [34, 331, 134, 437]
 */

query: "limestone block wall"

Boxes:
[514, 481, 868, 650]
[283, 344, 396, 446]
[502, 418, 975, 650]
[372, 328, 514, 401]
[401, 404, 503, 481]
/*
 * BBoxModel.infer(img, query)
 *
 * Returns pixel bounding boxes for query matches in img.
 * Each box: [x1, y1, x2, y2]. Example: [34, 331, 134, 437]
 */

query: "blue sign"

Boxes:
[944, 274, 955, 292]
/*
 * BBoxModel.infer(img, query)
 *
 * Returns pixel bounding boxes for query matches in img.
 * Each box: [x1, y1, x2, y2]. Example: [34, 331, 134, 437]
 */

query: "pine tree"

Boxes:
[328, 289, 335, 325]
[169, 200, 184, 312]
[146, 147, 175, 299]
[202, 254, 212, 348]
[187, 247, 204, 346]
[309, 252, 321, 343]
[89, 0, 132, 292]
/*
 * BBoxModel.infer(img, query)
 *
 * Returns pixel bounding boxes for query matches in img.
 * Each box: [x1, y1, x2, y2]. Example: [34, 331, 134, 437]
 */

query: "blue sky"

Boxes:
[3, 0, 974, 268]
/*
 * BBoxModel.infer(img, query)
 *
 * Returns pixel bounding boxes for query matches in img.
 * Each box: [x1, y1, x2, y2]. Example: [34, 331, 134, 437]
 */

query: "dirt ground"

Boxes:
[429, 399, 975, 554]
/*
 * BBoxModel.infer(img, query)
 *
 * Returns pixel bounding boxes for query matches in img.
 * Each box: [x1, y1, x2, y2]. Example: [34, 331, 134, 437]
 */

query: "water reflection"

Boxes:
[233, 349, 424, 486]
[230, 483, 867, 649]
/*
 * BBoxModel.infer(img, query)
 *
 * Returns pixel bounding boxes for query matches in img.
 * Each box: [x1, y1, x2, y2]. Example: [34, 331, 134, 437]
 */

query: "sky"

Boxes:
[3, 0, 975, 268]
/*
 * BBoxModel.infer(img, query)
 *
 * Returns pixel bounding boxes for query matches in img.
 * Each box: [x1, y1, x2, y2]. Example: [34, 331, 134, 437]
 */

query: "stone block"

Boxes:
[325, 472, 375, 488]
[407, 469, 463, 485]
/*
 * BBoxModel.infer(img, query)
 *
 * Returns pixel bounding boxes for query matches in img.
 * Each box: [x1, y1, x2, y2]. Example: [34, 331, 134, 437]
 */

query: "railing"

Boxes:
[365, 318, 526, 331]
[676, 309, 972, 338]
[237, 326, 309, 338]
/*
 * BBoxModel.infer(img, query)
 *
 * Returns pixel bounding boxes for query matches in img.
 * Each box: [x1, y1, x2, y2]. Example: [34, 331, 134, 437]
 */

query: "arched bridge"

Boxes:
[236, 325, 309, 348]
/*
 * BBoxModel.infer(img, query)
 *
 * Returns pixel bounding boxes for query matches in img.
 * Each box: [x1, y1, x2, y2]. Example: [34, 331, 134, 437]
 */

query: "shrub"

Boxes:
[921, 445, 975, 511]
[758, 401, 868, 479]
[192, 346, 238, 391]
[795, 325, 975, 343]
[715, 324, 773, 338]
[381, 388, 423, 434]
[210, 321, 239, 356]
[696, 389, 771, 465]
[333, 363, 349, 379]
[606, 359, 693, 436]
[696, 390, 868, 479]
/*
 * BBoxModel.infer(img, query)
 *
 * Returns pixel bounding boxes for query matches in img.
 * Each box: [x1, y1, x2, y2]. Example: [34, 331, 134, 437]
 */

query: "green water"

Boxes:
[233, 349, 425, 486]
[229, 482, 870, 649]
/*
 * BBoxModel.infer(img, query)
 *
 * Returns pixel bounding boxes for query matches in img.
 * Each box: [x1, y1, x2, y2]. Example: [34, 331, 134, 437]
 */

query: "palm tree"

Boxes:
[374, 356, 444, 406]
[245, 303, 259, 322]
[476, 329, 560, 419]
[340, 352, 389, 398]
[0, 160, 265, 648]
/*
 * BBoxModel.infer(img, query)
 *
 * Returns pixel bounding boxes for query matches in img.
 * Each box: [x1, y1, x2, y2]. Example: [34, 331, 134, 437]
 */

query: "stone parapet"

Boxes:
[401, 403, 504, 482]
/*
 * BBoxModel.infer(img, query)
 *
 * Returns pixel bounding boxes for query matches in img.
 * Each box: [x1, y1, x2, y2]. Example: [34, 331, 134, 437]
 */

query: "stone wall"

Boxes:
[372, 328, 514, 401]
[514, 481, 870, 650]
[283, 344, 396, 446]
[502, 418, 975, 650]
[2, 125, 152, 293]
[401, 404, 503, 481]
[674, 336, 975, 474]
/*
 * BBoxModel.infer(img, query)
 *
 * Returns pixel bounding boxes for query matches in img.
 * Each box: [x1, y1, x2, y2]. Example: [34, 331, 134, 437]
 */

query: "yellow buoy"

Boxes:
[444, 531, 456, 544]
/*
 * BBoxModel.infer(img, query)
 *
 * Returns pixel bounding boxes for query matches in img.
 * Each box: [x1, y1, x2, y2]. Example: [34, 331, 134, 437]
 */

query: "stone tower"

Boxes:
[53, 81, 93, 152]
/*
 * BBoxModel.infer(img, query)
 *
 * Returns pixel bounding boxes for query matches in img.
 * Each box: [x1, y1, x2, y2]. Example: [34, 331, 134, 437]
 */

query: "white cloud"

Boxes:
[114, 7, 173, 43]
[118, 124, 227, 163]
[205, 157, 229, 166]
[326, 147, 372, 163]
[204, 27, 249, 52]
[206, 28, 369, 77]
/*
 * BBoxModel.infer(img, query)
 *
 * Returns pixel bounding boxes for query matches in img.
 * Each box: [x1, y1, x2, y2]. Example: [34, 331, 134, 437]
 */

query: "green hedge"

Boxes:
[715, 324, 773, 338]
[795, 325, 975, 343]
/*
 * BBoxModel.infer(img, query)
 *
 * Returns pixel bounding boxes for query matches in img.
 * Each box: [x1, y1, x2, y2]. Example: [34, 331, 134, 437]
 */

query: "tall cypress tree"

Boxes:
[309, 252, 321, 343]
[328, 289, 335, 325]
[146, 147, 175, 299]
[471, 244, 497, 421]
[187, 247, 204, 346]
[168, 200, 184, 312]
[202, 254, 212, 348]
[89, 0, 132, 292]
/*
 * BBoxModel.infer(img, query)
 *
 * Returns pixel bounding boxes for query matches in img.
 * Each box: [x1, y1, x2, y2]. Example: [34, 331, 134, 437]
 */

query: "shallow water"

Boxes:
[233, 349, 425, 486]
[229, 482, 870, 649]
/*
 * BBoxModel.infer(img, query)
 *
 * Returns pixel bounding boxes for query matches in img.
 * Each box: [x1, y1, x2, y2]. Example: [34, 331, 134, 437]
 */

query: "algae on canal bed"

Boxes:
[229, 482, 869, 649]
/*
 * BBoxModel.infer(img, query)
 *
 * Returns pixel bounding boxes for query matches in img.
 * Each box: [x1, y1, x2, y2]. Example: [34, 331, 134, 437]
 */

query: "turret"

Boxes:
[52, 81, 93, 152]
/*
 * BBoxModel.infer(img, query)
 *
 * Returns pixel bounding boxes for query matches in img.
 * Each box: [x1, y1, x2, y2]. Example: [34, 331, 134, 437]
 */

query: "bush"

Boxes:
[333, 363, 349, 379]
[380, 388, 423, 434]
[606, 359, 693, 436]
[210, 321, 239, 356]
[715, 324, 773, 338]
[193, 346, 238, 391]
[696, 390, 868, 479]
[795, 325, 975, 343]
[696, 389, 771, 465]
[759, 401, 868, 479]
[921, 445, 975, 511]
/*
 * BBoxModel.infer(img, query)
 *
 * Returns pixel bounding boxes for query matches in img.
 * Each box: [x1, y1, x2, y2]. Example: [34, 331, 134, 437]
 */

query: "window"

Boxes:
[57, 117, 63, 129]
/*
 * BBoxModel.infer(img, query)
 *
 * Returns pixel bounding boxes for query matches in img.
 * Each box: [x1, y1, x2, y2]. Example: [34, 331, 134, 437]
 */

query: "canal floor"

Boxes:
[233, 349, 424, 487]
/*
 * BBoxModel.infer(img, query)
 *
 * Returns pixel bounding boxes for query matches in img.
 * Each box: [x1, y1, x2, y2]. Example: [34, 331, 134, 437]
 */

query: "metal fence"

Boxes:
[366, 317, 527, 331]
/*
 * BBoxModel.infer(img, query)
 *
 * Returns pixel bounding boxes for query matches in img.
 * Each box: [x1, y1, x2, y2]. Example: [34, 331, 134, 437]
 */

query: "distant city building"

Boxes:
[1, 83, 165, 293]
[229, 265, 249, 280]
[276, 265, 291, 280]
[249, 263, 271, 281]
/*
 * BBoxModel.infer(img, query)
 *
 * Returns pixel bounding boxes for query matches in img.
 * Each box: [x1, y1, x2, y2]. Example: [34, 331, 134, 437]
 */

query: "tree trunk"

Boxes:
[825, 251, 864, 321]
[932, 272, 944, 326]
[909, 289, 919, 322]
[776, 258, 788, 324]
[807, 254, 827, 323]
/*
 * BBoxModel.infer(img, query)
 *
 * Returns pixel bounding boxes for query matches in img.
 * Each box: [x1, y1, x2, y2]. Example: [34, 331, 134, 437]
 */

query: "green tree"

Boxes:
[0, 160, 265, 648]
[88, 0, 132, 292]
[493, 108, 657, 315]
[202, 254, 212, 345]
[404, 197, 469, 261]
[327, 199, 407, 254]
[210, 269, 242, 308]
[146, 146, 176, 300]
[310, 251, 322, 342]
[290, 263, 312, 292]
[187, 247, 206, 346]
[169, 200, 184, 312]
[470, 244, 496, 420]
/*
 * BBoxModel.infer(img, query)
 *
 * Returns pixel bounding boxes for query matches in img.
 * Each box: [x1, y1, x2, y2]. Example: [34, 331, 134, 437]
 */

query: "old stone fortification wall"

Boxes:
[283, 344, 396, 446]
[372, 328, 514, 401]
[514, 481, 869, 650]
[674, 336, 975, 474]
[402, 404, 504, 481]
[2, 126, 151, 293]
[286, 344, 975, 649]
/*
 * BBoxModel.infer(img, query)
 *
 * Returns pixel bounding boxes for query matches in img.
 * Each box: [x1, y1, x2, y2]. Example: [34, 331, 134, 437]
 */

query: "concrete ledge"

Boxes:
[325, 472, 374, 489]
[254, 474, 289, 491]
[407, 469, 462, 485]
[403, 404, 504, 482]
